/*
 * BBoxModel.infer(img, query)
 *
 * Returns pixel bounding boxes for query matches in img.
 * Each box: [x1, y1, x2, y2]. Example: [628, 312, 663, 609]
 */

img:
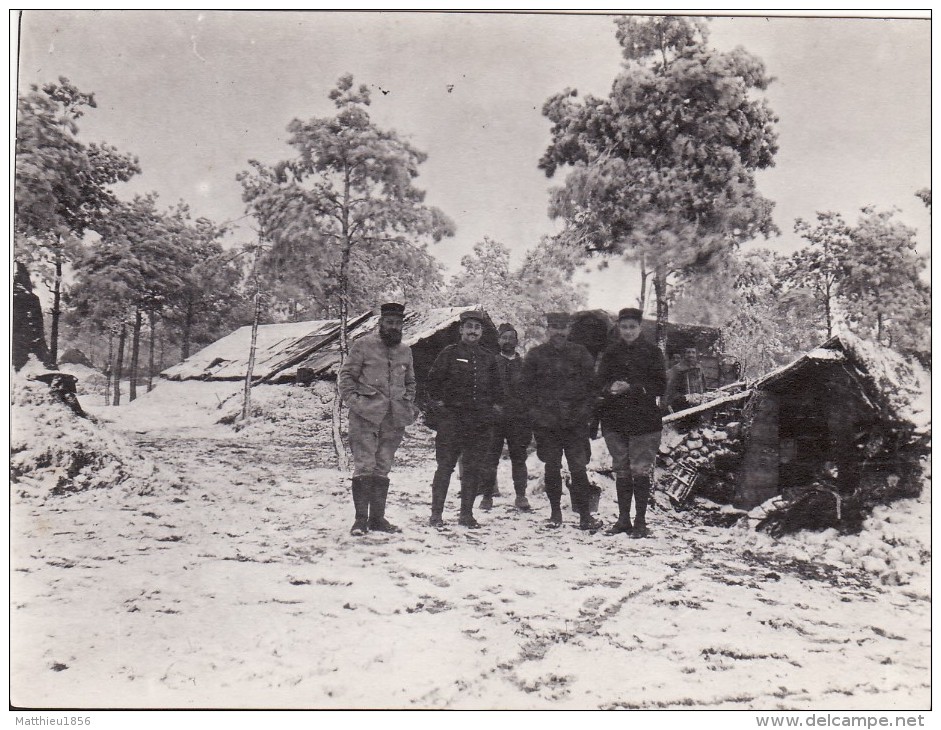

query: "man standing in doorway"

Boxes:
[664, 343, 707, 413]
[426, 310, 502, 529]
[521, 312, 602, 531]
[338, 302, 419, 536]
[598, 307, 667, 538]
[479, 323, 533, 512]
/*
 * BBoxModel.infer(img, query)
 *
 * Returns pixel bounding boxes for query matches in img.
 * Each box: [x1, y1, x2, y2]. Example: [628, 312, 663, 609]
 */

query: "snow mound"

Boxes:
[735, 486, 930, 590]
[56, 362, 109, 400]
[217, 381, 335, 430]
[11, 373, 179, 497]
[837, 330, 931, 434]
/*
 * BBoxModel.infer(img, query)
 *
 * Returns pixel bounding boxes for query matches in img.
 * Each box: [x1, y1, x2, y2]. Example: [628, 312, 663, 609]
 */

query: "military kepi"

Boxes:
[545, 312, 571, 328]
[380, 302, 406, 317]
[617, 307, 643, 322]
[459, 310, 485, 324]
[497, 322, 516, 335]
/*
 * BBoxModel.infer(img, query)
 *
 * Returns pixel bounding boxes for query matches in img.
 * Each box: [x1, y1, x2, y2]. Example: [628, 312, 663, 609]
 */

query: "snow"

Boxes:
[160, 319, 342, 381]
[10, 379, 931, 711]
[835, 331, 931, 433]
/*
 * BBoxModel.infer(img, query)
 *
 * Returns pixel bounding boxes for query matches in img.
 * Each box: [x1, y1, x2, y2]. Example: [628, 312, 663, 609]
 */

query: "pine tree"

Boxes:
[15, 77, 139, 365]
[539, 16, 779, 350]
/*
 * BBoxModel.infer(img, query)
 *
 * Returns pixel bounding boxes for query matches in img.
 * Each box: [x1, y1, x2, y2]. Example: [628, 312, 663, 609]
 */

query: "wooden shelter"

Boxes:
[656, 333, 930, 516]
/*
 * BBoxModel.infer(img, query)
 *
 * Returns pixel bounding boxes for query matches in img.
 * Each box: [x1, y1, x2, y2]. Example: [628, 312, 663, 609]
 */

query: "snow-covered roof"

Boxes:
[161, 313, 372, 382]
[285, 306, 487, 380]
[664, 331, 930, 434]
[161, 306, 489, 383]
[826, 331, 931, 434]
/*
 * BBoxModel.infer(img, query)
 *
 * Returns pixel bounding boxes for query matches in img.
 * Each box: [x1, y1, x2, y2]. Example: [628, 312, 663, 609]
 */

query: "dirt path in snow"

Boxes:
[11, 417, 930, 710]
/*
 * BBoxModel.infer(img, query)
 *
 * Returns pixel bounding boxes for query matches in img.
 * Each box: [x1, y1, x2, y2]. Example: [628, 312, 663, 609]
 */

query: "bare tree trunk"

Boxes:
[129, 308, 142, 402]
[113, 322, 127, 406]
[242, 280, 261, 422]
[332, 242, 352, 472]
[105, 329, 114, 405]
[49, 241, 63, 367]
[638, 254, 649, 314]
[181, 300, 194, 361]
[147, 311, 157, 392]
[653, 268, 669, 354]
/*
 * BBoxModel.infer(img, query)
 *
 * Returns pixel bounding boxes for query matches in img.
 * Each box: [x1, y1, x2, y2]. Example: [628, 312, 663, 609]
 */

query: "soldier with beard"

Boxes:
[426, 310, 503, 529]
[338, 302, 420, 536]
[478, 323, 532, 512]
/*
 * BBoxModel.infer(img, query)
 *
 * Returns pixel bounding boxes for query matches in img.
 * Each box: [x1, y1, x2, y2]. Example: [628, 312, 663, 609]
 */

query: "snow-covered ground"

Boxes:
[10, 377, 931, 710]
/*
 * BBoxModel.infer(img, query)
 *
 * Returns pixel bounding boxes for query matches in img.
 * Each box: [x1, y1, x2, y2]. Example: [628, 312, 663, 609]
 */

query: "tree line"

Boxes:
[14, 17, 928, 405]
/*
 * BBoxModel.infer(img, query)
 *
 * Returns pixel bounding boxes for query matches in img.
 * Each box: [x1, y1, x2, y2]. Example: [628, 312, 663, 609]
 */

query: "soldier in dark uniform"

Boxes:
[597, 307, 667, 538]
[520, 312, 603, 530]
[479, 323, 533, 512]
[426, 310, 503, 529]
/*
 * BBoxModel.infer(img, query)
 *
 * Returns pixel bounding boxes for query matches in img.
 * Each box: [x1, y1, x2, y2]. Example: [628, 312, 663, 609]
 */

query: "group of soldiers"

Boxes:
[337, 303, 668, 539]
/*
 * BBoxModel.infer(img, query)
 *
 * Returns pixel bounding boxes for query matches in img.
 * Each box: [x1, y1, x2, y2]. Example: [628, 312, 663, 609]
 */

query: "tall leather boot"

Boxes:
[630, 475, 651, 538]
[512, 459, 531, 511]
[430, 470, 450, 528]
[368, 476, 401, 533]
[458, 469, 481, 528]
[545, 468, 564, 527]
[573, 471, 603, 531]
[478, 470, 495, 511]
[605, 475, 634, 536]
[350, 476, 370, 536]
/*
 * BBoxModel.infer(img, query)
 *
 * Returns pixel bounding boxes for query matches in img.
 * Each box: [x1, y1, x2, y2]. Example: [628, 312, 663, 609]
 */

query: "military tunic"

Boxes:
[519, 340, 597, 514]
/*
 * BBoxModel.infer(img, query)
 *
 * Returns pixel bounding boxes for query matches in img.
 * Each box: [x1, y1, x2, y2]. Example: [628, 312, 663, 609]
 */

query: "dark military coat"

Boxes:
[520, 340, 596, 431]
[597, 335, 666, 436]
[426, 341, 502, 423]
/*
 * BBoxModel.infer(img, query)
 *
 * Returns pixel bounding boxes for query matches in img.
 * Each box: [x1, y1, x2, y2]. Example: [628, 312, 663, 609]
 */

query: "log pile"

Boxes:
[656, 397, 751, 507]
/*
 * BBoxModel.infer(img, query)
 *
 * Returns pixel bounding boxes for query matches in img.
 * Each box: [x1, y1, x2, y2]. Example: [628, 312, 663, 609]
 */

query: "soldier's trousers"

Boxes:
[480, 420, 531, 497]
[431, 416, 492, 514]
[348, 410, 406, 478]
[532, 424, 591, 514]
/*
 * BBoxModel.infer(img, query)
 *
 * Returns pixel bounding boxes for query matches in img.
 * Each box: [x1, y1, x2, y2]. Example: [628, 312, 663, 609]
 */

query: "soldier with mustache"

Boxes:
[338, 302, 419, 536]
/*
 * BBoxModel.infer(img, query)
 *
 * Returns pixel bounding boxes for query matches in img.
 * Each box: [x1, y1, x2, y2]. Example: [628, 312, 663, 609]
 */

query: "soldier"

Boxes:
[479, 323, 533, 512]
[664, 344, 706, 413]
[597, 307, 667, 538]
[337, 302, 419, 536]
[520, 312, 603, 530]
[426, 310, 503, 529]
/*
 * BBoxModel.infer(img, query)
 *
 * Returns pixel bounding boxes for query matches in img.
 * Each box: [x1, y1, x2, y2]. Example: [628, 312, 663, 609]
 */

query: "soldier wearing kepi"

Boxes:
[479, 323, 533, 512]
[597, 307, 667, 538]
[338, 302, 419, 536]
[520, 312, 603, 530]
[426, 310, 503, 529]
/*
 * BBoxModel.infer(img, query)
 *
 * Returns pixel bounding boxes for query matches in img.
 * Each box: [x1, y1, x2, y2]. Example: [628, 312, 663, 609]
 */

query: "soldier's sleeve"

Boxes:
[519, 348, 537, 400]
[426, 346, 450, 402]
[337, 340, 365, 402]
[596, 349, 613, 393]
[490, 353, 504, 406]
[404, 349, 417, 402]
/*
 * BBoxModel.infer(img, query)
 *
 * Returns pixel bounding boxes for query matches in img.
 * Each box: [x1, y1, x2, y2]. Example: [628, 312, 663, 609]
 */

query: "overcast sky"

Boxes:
[15, 11, 931, 313]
